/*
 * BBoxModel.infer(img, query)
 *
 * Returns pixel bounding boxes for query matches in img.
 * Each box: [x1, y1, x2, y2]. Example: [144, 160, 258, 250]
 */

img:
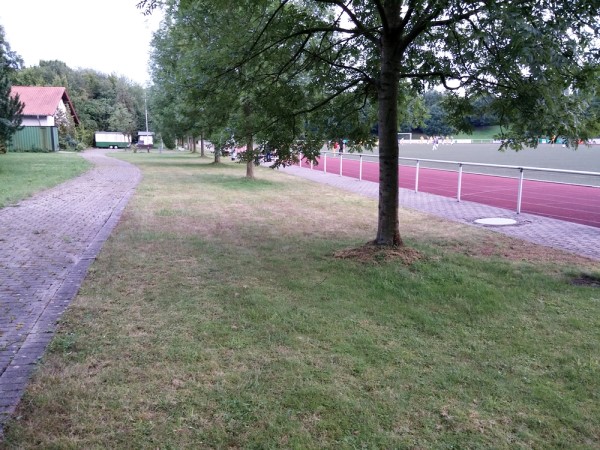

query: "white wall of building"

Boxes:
[20, 99, 66, 127]
[21, 115, 55, 126]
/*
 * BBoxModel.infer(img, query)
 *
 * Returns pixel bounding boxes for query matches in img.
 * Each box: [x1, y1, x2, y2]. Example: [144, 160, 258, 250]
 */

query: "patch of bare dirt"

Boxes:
[571, 274, 600, 287]
[334, 242, 423, 265]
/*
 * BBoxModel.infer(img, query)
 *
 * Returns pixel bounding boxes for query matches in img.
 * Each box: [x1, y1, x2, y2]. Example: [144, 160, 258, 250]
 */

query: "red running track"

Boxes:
[298, 156, 600, 228]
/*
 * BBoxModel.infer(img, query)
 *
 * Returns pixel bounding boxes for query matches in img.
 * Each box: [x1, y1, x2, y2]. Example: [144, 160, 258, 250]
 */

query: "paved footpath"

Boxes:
[279, 165, 600, 261]
[0, 149, 140, 435]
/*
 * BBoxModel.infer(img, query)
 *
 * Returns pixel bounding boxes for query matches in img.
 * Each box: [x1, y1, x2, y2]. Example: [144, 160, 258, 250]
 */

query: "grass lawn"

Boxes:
[0, 152, 91, 208]
[3, 153, 599, 448]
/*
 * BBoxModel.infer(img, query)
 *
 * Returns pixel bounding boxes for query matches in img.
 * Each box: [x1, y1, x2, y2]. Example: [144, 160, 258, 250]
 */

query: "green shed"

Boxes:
[9, 126, 59, 152]
[8, 86, 79, 152]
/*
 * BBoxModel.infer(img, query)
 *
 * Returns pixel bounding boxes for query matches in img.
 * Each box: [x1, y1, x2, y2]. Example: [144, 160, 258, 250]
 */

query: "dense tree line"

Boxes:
[0, 24, 23, 153]
[142, 0, 599, 246]
[0, 22, 150, 151]
[11, 60, 149, 149]
[4, 1, 599, 245]
[399, 91, 501, 138]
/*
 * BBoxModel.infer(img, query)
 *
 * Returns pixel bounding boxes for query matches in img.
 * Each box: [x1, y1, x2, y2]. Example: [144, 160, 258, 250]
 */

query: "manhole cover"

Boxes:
[474, 217, 518, 226]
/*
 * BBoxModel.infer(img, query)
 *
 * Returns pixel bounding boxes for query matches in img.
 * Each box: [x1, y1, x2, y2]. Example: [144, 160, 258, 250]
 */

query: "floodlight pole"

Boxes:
[145, 93, 149, 133]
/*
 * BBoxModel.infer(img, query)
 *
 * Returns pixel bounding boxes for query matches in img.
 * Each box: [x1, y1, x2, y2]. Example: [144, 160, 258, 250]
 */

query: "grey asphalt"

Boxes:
[278, 165, 600, 261]
[0, 149, 141, 436]
[0, 149, 597, 438]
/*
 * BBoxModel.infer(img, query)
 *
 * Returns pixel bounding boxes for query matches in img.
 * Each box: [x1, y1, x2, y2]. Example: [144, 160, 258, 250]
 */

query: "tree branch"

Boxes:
[247, 0, 291, 55]
[294, 78, 364, 116]
[302, 42, 377, 85]
[372, 0, 389, 32]
[314, 0, 381, 45]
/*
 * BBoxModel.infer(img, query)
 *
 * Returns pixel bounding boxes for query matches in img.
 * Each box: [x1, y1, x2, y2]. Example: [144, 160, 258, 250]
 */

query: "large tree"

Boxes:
[150, 0, 329, 177]
[0, 24, 24, 153]
[141, 0, 599, 246]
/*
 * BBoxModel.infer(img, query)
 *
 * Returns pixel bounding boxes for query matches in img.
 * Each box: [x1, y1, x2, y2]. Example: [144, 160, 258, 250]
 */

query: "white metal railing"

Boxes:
[303, 151, 600, 215]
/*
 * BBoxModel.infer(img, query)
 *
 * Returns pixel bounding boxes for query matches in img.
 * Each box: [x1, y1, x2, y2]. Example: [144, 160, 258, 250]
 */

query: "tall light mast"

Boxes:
[144, 91, 149, 133]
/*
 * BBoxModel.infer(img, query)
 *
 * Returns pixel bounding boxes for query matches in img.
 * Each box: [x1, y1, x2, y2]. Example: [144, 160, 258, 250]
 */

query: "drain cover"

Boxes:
[474, 217, 518, 226]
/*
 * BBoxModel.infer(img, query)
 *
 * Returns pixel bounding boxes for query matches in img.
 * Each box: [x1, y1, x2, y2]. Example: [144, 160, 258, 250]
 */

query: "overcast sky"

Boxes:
[0, 0, 162, 85]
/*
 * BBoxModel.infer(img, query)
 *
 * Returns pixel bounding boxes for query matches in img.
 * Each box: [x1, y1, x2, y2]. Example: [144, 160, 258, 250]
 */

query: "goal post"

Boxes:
[397, 132, 412, 143]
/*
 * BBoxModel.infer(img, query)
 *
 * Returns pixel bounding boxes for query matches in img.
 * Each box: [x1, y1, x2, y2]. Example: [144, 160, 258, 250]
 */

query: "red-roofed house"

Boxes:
[9, 86, 79, 152]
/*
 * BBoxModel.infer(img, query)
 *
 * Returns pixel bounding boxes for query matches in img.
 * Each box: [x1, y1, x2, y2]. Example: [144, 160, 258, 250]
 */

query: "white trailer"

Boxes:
[94, 132, 131, 149]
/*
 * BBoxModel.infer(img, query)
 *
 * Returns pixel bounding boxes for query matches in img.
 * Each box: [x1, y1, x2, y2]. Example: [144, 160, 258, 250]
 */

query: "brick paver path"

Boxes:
[0, 149, 140, 435]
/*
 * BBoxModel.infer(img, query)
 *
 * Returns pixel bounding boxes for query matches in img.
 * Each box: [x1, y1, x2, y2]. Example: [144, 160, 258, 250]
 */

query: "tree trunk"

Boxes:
[375, 33, 403, 246]
[243, 100, 255, 179]
[246, 135, 254, 179]
[191, 136, 197, 153]
[200, 133, 205, 157]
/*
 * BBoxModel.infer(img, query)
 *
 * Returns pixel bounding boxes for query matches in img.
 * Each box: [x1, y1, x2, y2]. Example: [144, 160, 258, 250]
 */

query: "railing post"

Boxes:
[415, 160, 420, 193]
[457, 163, 463, 202]
[517, 168, 524, 214]
[359, 155, 363, 180]
[339, 154, 343, 176]
[324, 152, 327, 173]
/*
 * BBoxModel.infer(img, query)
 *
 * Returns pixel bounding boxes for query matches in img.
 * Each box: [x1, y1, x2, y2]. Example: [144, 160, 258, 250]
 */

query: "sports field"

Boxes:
[301, 142, 600, 227]
[370, 142, 599, 185]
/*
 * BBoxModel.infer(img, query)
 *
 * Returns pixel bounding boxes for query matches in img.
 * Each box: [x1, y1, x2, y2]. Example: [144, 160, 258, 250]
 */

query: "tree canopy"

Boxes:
[0, 24, 24, 153]
[141, 0, 600, 245]
[11, 60, 149, 149]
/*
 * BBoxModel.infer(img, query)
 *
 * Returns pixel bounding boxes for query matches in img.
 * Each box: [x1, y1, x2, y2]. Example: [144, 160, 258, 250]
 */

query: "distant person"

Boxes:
[265, 145, 272, 162]
[432, 136, 439, 151]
